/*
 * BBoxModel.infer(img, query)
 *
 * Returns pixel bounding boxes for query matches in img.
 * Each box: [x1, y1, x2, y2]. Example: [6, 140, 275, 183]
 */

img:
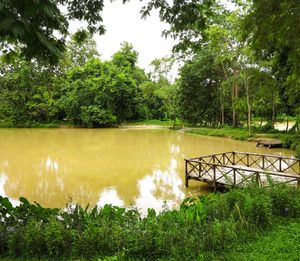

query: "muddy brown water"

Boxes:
[0, 128, 295, 214]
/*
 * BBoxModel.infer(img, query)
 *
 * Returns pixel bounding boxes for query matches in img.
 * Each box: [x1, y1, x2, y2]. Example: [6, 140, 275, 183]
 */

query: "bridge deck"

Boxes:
[185, 151, 300, 189]
[256, 140, 283, 148]
[187, 165, 299, 188]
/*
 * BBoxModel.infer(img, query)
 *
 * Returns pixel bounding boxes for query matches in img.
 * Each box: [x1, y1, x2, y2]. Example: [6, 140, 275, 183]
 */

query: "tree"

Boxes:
[142, 0, 216, 55]
[111, 42, 146, 122]
[141, 57, 178, 123]
[0, 41, 151, 127]
[67, 32, 100, 67]
[0, 59, 59, 126]
[178, 49, 221, 126]
[0, 0, 130, 64]
[242, 0, 300, 129]
[57, 43, 147, 126]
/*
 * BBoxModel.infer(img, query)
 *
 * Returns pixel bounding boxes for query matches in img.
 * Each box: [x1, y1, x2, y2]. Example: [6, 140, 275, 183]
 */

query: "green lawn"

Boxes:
[213, 218, 300, 261]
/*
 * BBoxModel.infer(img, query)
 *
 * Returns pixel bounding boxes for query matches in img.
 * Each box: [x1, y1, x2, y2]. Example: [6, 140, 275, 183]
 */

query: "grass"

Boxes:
[186, 126, 252, 141]
[213, 218, 300, 261]
[124, 119, 180, 126]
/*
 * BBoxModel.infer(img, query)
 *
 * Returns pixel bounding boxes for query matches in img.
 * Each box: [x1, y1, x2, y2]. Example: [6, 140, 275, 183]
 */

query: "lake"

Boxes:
[0, 128, 294, 214]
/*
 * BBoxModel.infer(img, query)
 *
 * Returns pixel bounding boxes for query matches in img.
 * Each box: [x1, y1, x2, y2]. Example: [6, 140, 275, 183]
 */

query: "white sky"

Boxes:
[70, 0, 175, 73]
[69, 0, 235, 78]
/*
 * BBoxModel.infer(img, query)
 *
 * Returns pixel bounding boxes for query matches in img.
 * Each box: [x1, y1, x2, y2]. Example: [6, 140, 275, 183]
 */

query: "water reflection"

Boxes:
[45, 157, 59, 172]
[0, 128, 295, 213]
[97, 187, 124, 208]
[135, 157, 185, 215]
[0, 173, 19, 206]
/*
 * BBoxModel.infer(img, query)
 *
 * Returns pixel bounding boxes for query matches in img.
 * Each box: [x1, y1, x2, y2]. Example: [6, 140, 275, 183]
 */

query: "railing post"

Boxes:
[213, 164, 216, 191]
[199, 160, 202, 177]
[185, 160, 189, 188]
[232, 151, 235, 165]
[233, 168, 236, 187]
[247, 154, 250, 167]
[279, 157, 282, 172]
[262, 155, 265, 170]
[256, 172, 260, 186]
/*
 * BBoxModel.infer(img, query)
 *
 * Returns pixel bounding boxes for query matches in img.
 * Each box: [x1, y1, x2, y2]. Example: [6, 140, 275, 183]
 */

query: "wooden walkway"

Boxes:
[256, 140, 283, 148]
[185, 151, 300, 189]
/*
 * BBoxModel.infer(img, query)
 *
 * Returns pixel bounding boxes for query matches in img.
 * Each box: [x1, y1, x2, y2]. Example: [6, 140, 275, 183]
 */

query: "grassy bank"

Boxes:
[215, 218, 300, 261]
[0, 121, 61, 128]
[185, 126, 300, 157]
[186, 126, 252, 141]
[1, 184, 300, 260]
[0, 119, 178, 129]
[124, 119, 181, 127]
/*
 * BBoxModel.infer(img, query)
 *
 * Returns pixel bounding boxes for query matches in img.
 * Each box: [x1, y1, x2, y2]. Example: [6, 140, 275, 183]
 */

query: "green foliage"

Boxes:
[67, 32, 100, 67]
[280, 135, 300, 158]
[0, 60, 60, 126]
[55, 43, 154, 126]
[1, 42, 180, 127]
[1, 185, 300, 260]
[178, 49, 224, 125]
[0, 0, 111, 64]
[142, 0, 215, 53]
[141, 57, 178, 121]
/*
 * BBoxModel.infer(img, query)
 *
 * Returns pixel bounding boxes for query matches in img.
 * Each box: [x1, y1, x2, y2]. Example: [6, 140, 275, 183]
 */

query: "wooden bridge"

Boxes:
[185, 151, 300, 189]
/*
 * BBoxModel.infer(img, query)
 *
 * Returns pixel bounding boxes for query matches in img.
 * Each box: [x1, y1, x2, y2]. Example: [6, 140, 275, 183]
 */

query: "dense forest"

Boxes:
[0, 37, 176, 127]
[0, 0, 299, 132]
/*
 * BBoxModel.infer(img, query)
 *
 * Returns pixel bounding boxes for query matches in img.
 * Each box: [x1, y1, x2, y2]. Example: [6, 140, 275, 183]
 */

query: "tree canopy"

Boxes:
[0, 0, 130, 64]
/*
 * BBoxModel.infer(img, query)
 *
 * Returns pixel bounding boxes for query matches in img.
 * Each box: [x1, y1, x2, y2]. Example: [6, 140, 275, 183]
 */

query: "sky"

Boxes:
[69, 0, 235, 78]
[70, 0, 176, 74]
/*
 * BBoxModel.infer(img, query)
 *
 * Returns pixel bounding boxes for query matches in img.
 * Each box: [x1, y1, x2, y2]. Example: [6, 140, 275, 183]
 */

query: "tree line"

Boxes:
[0, 36, 176, 127]
[0, 0, 299, 132]
[174, 0, 299, 133]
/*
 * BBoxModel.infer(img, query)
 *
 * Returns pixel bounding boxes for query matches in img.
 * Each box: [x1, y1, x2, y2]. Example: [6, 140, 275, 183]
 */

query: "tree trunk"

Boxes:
[232, 70, 239, 128]
[297, 114, 300, 134]
[245, 77, 251, 135]
[231, 82, 236, 128]
[220, 90, 225, 126]
[286, 115, 289, 132]
[232, 83, 238, 128]
[220, 63, 228, 126]
[272, 93, 275, 127]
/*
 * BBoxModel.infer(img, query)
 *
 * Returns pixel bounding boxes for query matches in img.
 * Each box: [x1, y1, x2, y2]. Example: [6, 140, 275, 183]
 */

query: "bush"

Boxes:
[1, 185, 300, 260]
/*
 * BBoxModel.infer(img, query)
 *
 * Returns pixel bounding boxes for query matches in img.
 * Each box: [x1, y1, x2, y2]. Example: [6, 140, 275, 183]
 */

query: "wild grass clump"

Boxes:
[1, 184, 300, 260]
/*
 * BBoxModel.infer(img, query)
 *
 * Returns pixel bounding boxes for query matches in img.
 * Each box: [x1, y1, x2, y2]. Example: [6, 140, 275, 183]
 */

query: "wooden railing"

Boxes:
[185, 151, 300, 189]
